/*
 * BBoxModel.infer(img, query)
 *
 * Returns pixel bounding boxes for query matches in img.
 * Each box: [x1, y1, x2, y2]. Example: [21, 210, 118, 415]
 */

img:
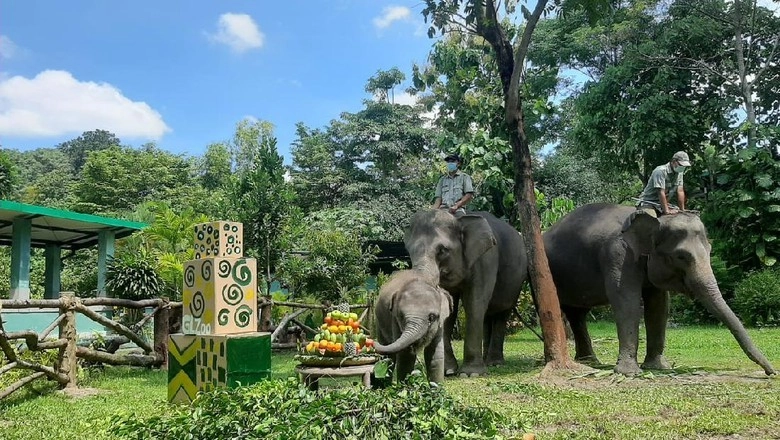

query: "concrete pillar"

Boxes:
[10, 218, 32, 301]
[44, 244, 62, 299]
[97, 230, 115, 298]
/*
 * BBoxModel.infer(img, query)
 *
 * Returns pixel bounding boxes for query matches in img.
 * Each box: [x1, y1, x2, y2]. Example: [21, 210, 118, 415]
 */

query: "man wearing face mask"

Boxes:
[432, 153, 474, 216]
[637, 151, 692, 216]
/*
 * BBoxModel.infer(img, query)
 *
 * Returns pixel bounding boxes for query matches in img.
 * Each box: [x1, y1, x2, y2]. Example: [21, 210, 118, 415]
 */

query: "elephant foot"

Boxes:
[614, 358, 642, 376]
[485, 358, 505, 367]
[457, 363, 487, 377]
[444, 359, 459, 376]
[642, 355, 672, 370]
[574, 355, 601, 366]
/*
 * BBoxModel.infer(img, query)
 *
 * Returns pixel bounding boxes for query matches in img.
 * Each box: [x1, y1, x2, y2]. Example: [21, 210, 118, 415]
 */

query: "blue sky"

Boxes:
[0, 1, 438, 164]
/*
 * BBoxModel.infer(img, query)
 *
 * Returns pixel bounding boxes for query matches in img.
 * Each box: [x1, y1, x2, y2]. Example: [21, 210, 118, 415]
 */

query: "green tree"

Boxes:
[57, 129, 121, 172]
[0, 149, 17, 199]
[365, 67, 406, 103]
[200, 142, 233, 190]
[74, 144, 197, 215]
[224, 119, 295, 293]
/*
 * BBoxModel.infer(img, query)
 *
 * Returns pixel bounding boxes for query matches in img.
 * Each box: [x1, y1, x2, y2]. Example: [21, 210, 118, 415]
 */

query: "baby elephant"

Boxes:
[374, 270, 452, 384]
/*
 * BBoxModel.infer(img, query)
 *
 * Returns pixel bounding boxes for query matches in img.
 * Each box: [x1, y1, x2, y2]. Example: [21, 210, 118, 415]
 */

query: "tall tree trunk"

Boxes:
[732, 0, 757, 148]
[478, 0, 574, 369]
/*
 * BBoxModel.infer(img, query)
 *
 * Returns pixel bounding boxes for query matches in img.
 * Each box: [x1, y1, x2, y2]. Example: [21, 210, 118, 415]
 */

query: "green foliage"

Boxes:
[73, 143, 198, 216]
[56, 129, 120, 172]
[0, 148, 18, 199]
[109, 376, 504, 440]
[733, 267, 780, 327]
[535, 189, 576, 231]
[223, 119, 296, 291]
[701, 147, 780, 269]
[105, 251, 165, 301]
[276, 219, 378, 302]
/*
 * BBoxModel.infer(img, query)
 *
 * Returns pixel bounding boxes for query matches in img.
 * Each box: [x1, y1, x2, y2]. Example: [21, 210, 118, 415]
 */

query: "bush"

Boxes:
[733, 267, 780, 327]
[109, 376, 506, 440]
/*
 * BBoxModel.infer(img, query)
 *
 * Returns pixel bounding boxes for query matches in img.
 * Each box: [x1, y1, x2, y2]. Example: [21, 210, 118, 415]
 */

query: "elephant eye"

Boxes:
[674, 250, 693, 263]
[437, 245, 450, 257]
[428, 313, 438, 323]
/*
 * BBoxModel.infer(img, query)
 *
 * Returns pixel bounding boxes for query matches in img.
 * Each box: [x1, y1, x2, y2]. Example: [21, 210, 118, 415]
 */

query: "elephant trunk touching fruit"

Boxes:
[374, 270, 452, 384]
[544, 203, 775, 376]
[404, 209, 528, 377]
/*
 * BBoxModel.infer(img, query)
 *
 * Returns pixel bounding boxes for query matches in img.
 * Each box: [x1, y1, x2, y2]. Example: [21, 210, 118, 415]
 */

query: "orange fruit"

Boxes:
[328, 325, 339, 333]
[324, 316, 332, 324]
[334, 343, 342, 352]
[318, 340, 328, 349]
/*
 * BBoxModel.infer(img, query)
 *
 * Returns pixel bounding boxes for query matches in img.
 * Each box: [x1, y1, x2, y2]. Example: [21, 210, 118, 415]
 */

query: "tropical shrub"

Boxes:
[105, 252, 165, 301]
[733, 267, 780, 327]
[275, 225, 378, 302]
[108, 376, 506, 440]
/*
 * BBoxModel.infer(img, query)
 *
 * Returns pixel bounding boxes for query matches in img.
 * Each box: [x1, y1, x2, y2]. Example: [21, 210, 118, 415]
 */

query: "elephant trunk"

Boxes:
[374, 318, 428, 355]
[690, 275, 775, 375]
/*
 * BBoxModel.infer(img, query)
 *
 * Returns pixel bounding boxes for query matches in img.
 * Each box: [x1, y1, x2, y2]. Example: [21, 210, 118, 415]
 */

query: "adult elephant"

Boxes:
[544, 203, 775, 376]
[404, 209, 528, 377]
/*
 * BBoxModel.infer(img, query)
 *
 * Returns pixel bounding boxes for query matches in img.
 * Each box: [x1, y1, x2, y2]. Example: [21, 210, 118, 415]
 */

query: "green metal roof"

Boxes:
[0, 200, 147, 250]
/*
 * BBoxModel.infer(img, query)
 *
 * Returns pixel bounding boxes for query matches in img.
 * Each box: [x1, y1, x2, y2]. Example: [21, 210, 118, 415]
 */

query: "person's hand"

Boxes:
[449, 205, 459, 214]
[665, 207, 679, 215]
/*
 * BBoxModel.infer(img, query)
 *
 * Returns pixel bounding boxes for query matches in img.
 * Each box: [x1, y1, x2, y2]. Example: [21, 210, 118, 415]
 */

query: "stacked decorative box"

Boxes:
[168, 221, 271, 404]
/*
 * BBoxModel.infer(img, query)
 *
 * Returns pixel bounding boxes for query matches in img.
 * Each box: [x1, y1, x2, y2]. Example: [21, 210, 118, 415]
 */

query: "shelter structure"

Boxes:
[0, 200, 146, 300]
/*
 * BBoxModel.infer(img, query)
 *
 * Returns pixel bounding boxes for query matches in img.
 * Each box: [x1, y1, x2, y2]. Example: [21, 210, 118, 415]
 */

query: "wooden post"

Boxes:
[259, 296, 272, 332]
[153, 299, 170, 369]
[58, 294, 78, 388]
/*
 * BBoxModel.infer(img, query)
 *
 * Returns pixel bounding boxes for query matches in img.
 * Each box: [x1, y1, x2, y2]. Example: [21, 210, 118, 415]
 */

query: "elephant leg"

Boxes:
[482, 317, 491, 362]
[484, 310, 510, 366]
[607, 265, 644, 376]
[443, 294, 459, 376]
[459, 273, 494, 377]
[424, 333, 445, 384]
[562, 306, 599, 364]
[641, 287, 672, 370]
[395, 349, 418, 383]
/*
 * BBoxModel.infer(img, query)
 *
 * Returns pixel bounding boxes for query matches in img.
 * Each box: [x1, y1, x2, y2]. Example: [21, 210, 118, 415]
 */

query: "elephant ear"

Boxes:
[621, 210, 660, 261]
[457, 215, 497, 270]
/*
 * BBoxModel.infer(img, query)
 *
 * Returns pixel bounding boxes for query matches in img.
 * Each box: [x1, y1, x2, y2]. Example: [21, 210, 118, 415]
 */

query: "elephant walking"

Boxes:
[544, 203, 775, 376]
[373, 270, 452, 384]
[404, 210, 528, 377]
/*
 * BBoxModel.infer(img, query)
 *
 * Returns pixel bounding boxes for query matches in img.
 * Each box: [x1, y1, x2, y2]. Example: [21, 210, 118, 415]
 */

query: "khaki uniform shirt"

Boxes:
[639, 163, 684, 204]
[435, 171, 474, 209]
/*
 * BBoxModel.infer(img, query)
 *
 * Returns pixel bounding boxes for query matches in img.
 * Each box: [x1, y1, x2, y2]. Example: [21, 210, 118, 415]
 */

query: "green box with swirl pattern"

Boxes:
[182, 257, 257, 335]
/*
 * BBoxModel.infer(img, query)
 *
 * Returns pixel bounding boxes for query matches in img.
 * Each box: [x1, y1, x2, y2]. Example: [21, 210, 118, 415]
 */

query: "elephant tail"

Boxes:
[374, 319, 428, 354]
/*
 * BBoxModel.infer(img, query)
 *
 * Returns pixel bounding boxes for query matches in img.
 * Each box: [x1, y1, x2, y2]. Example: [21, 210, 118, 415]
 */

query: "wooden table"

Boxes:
[295, 364, 375, 391]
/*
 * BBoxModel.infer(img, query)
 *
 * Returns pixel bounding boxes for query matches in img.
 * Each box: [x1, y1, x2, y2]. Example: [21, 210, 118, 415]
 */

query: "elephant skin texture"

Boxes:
[544, 203, 775, 376]
[404, 210, 528, 377]
[373, 270, 452, 384]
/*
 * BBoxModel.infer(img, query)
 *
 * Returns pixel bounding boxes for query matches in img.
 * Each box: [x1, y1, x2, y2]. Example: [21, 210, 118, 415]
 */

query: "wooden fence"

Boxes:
[0, 294, 372, 400]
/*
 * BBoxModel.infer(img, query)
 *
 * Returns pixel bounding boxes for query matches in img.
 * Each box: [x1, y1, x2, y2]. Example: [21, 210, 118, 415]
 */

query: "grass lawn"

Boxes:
[1, 321, 778, 440]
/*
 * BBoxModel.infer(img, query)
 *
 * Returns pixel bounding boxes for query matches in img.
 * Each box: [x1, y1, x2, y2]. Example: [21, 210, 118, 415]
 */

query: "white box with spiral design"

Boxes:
[182, 257, 257, 335]
[193, 221, 243, 259]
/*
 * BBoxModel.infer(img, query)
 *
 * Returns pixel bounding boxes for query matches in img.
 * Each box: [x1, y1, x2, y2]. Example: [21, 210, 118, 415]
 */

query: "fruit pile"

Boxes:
[303, 303, 375, 357]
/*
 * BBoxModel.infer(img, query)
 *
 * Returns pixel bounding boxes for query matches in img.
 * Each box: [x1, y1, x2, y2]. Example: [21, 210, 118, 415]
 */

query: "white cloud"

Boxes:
[0, 35, 18, 59]
[0, 70, 170, 139]
[208, 13, 265, 53]
[373, 6, 412, 29]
